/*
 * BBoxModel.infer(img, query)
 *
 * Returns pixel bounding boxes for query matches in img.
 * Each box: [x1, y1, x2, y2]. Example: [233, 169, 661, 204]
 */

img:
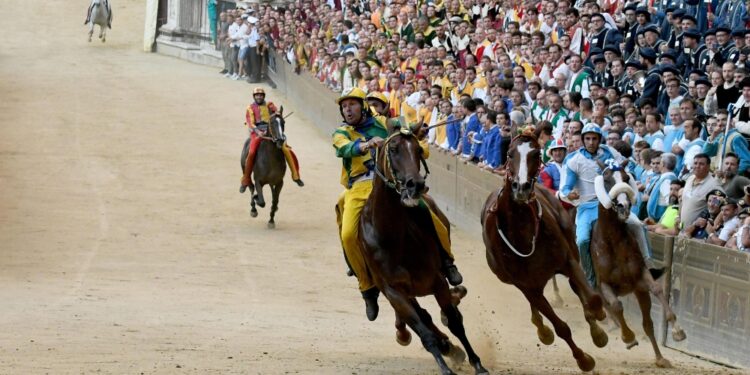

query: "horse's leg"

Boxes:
[524, 289, 596, 372]
[249, 183, 258, 218]
[254, 181, 266, 208]
[642, 270, 686, 342]
[562, 261, 608, 348]
[530, 305, 554, 345]
[550, 276, 564, 308]
[88, 23, 94, 42]
[634, 289, 672, 368]
[384, 289, 456, 375]
[599, 282, 638, 348]
[101, 26, 106, 42]
[435, 281, 488, 375]
[268, 181, 283, 229]
[412, 299, 455, 362]
[395, 313, 412, 346]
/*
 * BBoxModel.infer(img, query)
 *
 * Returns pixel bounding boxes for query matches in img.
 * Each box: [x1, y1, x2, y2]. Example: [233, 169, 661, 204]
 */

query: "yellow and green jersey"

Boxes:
[333, 116, 388, 188]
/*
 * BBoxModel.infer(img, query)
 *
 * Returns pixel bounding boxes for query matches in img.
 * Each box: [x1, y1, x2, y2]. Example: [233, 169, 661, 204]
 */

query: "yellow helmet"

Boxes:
[336, 87, 368, 105]
[253, 87, 266, 95]
[365, 91, 389, 106]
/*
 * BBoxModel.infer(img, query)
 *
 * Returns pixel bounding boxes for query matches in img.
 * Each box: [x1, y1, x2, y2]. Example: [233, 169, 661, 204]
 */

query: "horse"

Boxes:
[85, 0, 112, 43]
[359, 123, 488, 375]
[480, 133, 608, 372]
[590, 159, 686, 368]
[240, 109, 287, 229]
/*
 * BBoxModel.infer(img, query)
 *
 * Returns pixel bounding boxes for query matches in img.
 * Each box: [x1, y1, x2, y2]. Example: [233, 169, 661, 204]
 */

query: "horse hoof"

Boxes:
[396, 330, 411, 346]
[576, 352, 596, 372]
[447, 343, 466, 366]
[473, 363, 489, 375]
[250, 210, 258, 218]
[590, 325, 609, 348]
[537, 325, 555, 345]
[672, 328, 686, 342]
[267, 222, 275, 229]
[441, 311, 449, 327]
[655, 358, 673, 368]
[254, 196, 266, 208]
[626, 341, 639, 349]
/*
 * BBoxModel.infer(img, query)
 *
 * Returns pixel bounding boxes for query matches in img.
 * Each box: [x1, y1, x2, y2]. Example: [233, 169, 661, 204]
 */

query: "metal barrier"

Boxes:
[667, 237, 750, 368]
[266, 51, 750, 369]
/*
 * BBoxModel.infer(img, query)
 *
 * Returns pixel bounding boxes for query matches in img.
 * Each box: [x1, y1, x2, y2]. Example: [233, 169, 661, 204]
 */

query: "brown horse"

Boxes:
[240, 110, 287, 228]
[590, 160, 686, 368]
[359, 124, 488, 375]
[481, 133, 608, 372]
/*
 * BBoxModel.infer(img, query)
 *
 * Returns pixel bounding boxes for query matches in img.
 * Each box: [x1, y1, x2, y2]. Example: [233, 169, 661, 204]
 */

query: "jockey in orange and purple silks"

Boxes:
[240, 88, 304, 193]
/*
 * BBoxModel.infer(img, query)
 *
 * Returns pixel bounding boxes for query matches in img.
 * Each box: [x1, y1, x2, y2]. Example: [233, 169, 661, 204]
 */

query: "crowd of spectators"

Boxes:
[219, 0, 750, 252]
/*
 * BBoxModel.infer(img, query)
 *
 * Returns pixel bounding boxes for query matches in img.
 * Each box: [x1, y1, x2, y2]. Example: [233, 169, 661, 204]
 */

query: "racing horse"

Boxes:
[481, 131, 608, 372]
[591, 159, 686, 368]
[359, 123, 488, 375]
[85, 0, 112, 43]
[240, 109, 287, 228]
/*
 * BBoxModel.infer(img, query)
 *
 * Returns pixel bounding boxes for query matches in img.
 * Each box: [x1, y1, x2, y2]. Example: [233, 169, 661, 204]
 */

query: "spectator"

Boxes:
[681, 154, 723, 226]
[647, 153, 678, 222]
[646, 179, 684, 236]
[684, 189, 728, 240]
[707, 199, 740, 247]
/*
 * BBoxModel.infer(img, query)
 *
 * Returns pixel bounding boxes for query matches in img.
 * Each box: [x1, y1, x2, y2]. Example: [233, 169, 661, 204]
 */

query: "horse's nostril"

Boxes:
[406, 179, 415, 189]
[521, 182, 532, 191]
[511, 182, 519, 190]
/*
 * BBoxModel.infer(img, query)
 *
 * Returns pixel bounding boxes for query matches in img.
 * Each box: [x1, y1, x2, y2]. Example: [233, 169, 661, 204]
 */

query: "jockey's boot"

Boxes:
[361, 287, 380, 321]
[443, 258, 463, 286]
[294, 179, 305, 187]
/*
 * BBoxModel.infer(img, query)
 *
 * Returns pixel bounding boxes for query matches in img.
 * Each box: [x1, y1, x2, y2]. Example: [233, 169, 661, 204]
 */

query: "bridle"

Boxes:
[495, 135, 544, 258]
[258, 114, 285, 143]
[373, 129, 430, 194]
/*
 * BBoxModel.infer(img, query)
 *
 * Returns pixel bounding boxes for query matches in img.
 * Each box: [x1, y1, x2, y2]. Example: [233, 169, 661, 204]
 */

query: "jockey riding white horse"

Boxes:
[84, 0, 112, 43]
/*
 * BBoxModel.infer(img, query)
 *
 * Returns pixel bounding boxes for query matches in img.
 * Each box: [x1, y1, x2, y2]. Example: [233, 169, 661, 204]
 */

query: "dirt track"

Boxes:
[0, 1, 745, 374]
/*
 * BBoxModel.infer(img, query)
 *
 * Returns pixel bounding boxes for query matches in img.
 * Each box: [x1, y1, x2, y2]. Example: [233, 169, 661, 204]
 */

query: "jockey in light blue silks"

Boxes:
[561, 124, 655, 286]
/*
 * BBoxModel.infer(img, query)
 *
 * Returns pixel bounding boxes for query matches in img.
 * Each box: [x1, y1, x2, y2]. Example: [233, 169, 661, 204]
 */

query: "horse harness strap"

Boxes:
[373, 131, 430, 194]
[495, 197, 543, 258]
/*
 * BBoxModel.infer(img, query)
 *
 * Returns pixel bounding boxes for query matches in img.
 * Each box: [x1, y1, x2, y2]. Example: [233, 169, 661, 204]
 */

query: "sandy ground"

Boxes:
[0, 1, 746, 374]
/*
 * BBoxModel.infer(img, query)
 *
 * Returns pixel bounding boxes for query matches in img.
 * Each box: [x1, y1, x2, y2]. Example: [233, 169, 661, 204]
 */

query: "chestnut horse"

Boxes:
[240, 110, 287, 228]
[591, 160, 686, 368]
[481, 134, 608, 372]
[359, 124, 488, 375]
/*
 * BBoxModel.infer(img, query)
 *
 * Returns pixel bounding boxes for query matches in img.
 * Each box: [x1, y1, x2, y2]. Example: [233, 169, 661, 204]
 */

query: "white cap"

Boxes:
[240, 14, 249, 19]
[248, 16, 258, 24]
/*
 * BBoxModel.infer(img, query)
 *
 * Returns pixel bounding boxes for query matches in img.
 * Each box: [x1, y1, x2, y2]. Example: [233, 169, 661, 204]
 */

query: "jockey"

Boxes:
[240, 88, 304, 193]
[539, 138, 567, 192]
[334, 87, 463, 321]
[561, 124, 655, 286]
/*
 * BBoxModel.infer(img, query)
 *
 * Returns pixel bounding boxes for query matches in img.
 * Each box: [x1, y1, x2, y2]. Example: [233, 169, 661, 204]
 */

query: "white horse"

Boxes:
[84, 0, 112, 42]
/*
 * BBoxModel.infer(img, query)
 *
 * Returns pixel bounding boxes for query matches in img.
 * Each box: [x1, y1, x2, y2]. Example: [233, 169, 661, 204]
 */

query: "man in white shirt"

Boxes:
[226, 16, 243, 79]
[246, 17, 261, 83]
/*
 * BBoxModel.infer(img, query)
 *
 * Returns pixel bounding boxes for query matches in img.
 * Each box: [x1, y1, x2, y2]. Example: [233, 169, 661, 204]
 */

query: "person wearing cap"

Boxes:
[677, 28, 705, 78]
[714, 26, 740, 66]
[333, 88, 463, 321]
[731, 76, 750, 140]
[636, 48, 662, 107]
[643, 25, 666, 52]
[684, 188, 727, 239]
[697, 28, 717, 71]
[561, 123, 628, 286]
[587, 13, 623, 60]
[539, 138, 568, 192]
[607, 57, 627, 91]
[592, 54, 608, 86]
[694, 77, 712, 107]
[240, 87, 304, 192]
[708, 197, 741, 246]
[664, 9, 685, 50]
[621, 59, 642, 97]
[625, 6, 651, 57]
[670, 14, 697, 51]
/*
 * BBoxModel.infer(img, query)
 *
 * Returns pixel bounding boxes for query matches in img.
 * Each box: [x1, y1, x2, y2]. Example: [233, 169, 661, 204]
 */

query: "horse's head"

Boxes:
[376, 121, 429, 207]
[268, 107, 286, 149]
[505, 134, 542, 203]
[595, 159, 636, 222]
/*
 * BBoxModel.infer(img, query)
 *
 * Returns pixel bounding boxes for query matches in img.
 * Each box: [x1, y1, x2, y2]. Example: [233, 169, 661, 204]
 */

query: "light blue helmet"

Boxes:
[581, 123, 603, 139]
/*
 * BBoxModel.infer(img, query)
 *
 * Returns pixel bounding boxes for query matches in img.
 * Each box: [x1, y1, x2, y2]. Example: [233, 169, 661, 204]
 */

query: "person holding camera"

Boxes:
[683, 189, 726, 240]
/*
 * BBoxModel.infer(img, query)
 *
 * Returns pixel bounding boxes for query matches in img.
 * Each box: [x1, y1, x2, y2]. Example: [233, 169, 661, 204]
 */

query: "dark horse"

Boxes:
[359, 123, 488, 375]
[240, 108, 287, 229]
[480, 133, 608, 372]
[590, 160, 686, 368]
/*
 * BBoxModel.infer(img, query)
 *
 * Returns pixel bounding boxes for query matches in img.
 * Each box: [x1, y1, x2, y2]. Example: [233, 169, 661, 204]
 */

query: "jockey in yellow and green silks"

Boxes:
[333, 87, 462, 321]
